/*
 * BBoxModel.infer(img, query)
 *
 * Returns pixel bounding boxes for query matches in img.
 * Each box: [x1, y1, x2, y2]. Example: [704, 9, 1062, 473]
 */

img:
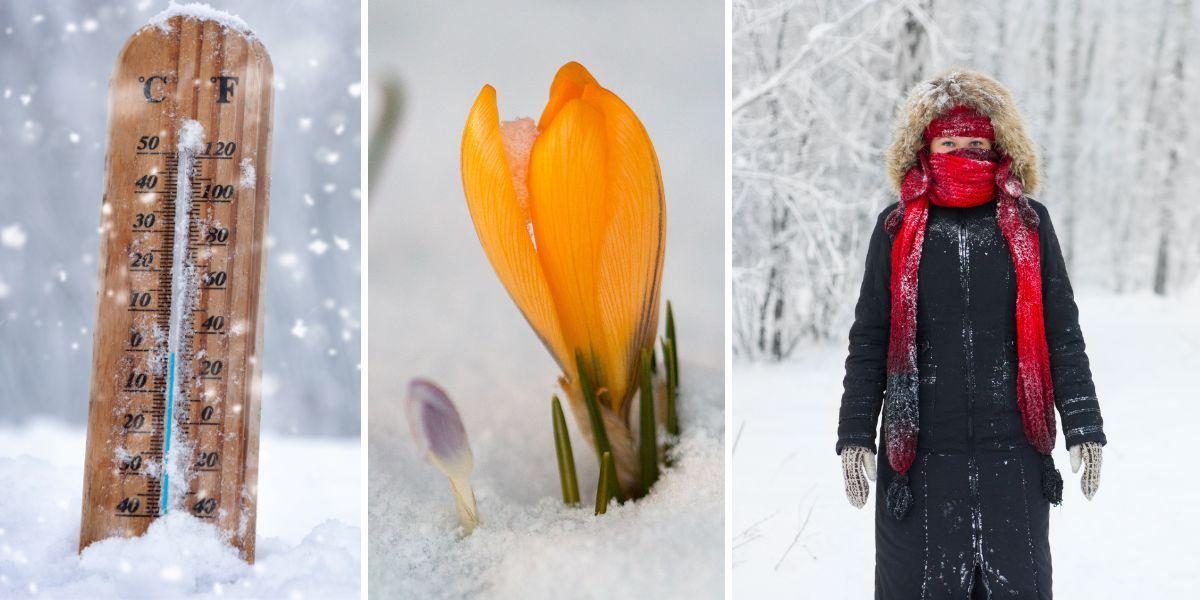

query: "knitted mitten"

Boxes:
[1069, 441, 1103, 500]
[841, 446, 876, 508]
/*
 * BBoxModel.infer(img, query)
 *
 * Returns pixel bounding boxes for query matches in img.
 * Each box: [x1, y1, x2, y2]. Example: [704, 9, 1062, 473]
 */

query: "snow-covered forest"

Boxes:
[733, 0, 1200, 360]
[0, 0, 362, 435]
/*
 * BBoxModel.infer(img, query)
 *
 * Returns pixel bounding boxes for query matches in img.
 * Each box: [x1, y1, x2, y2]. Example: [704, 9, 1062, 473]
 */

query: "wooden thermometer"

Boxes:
[80, 14, 273, 561]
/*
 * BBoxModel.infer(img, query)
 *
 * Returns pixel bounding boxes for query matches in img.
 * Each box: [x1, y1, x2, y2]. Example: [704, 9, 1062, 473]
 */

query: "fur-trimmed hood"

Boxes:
[886, 69, 1040, 194]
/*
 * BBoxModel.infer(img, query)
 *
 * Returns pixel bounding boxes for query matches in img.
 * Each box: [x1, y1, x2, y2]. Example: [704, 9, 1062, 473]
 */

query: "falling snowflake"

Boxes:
[316, 148, 340, 165]
[2, 224, 28, 249]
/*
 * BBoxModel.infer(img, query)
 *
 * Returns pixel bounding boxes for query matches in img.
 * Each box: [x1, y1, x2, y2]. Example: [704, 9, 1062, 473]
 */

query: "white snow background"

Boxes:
[0, 2, 361, 598]
[733, 286, 1200, 597]
[367, 1, 725, 598]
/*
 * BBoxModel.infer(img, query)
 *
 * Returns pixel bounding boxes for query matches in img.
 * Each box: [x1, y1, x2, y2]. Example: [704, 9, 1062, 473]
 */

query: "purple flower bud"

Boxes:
[405, 378, 478, 532]
[406, 380, 473, 472]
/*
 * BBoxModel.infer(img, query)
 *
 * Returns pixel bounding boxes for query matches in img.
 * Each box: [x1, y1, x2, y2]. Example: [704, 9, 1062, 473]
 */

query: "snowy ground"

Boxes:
[0, 422, 360, 598]
[370, 366, 724, 599]
[732, 288, 1200, 597]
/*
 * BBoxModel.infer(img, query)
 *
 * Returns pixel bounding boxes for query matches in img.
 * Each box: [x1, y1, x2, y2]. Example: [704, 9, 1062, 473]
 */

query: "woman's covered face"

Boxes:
[930, 136, 992, 153]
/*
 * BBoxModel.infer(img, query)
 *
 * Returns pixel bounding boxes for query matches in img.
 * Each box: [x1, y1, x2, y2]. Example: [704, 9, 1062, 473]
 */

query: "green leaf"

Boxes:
[661, 338, 679, 436]
[666, 300, 679, 390]
[638, 349, 659, 494]
[595, 451, 615, 515]
[552, 396, 580, 506]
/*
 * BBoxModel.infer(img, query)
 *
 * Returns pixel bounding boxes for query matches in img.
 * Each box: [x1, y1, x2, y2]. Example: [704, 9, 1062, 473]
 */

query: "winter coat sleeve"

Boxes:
[835, 205, 894, 455]
[1032, 199, 1107, 448]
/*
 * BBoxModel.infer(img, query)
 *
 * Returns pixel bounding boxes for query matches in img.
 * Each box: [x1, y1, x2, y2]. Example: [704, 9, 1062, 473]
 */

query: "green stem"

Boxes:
[552, 396, 580, 506]
[662, 337, 679, 436]
[666, 300, 679, 391]
[595, 451, 615, 515]
[575, 350, 622, 502]
[638, 349, 659, 494]
[575, 350, 612, 459]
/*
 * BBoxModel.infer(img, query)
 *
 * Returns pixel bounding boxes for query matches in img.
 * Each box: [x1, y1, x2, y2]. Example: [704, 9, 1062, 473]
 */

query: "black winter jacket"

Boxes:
[836, 199, 1107, 599]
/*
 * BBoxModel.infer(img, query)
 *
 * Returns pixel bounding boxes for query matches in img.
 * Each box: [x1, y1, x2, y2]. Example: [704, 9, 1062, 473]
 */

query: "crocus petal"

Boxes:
[528, 99, 613, 390]
[530, 74, 667, 412]
[537, 61, 599, 132]
[405, 378, 473, 480]
[461, 85, 570, 371]
[584, 85, 666, 412]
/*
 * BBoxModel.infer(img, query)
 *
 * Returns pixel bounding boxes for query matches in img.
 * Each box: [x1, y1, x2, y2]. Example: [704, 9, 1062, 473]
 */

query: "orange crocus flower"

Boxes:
[461, 62, 666, 494]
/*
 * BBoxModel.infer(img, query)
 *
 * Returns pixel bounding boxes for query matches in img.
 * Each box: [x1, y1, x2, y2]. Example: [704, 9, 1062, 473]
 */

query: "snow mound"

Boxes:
[71, 514, 359, 599]
[149, 2, 254, 37]
[369, 364, 725, 599]
[0, 425, 360, 599]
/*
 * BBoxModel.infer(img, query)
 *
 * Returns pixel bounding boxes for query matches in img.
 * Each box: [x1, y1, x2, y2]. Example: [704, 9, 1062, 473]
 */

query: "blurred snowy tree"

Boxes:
[734, 0, 1200, 361]
[0, 1, 361, 435]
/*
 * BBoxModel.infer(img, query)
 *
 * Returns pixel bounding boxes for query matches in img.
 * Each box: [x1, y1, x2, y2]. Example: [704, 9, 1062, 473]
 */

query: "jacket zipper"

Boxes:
[957, 208, 986, 577]
[957, 210, 977, 445]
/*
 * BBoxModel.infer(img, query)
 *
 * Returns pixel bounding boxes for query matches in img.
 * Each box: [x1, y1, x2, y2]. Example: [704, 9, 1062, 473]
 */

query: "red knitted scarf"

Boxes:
[884, 147, 1057, 481]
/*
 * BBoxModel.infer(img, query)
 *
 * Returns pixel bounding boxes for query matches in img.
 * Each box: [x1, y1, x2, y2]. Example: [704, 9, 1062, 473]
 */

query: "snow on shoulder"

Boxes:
[149, 2, 254, 37]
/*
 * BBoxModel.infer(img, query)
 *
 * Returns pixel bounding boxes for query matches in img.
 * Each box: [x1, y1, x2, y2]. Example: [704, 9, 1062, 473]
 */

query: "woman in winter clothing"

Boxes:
[836, 69, 1107, 599]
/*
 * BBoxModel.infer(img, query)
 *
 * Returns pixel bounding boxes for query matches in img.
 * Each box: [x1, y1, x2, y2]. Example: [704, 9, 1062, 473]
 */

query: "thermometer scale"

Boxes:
[79, 13, 273, 561]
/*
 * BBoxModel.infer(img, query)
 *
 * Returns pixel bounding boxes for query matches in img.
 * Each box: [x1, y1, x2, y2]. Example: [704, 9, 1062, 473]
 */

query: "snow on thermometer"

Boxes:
[79, 9, 273, 561]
